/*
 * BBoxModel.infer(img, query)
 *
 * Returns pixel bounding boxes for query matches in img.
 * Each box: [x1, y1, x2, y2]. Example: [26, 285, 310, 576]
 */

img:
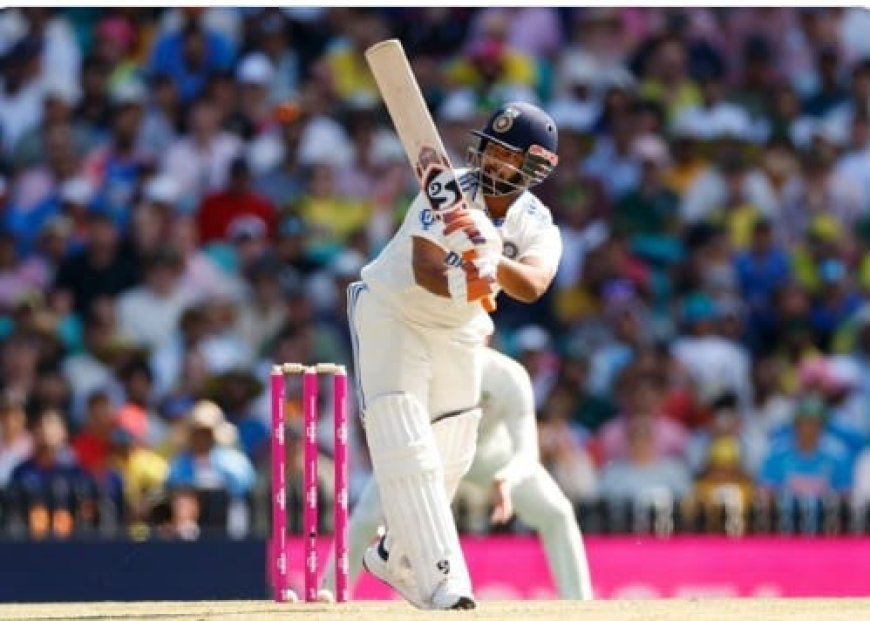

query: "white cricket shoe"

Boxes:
[430, 579, 477, 611]
[362, 537, 427, 609]
[316, 588, 335, 603]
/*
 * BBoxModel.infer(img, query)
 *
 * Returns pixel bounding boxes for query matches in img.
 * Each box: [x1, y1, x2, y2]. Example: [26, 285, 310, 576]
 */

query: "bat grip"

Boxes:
[461, 249, 497, 313]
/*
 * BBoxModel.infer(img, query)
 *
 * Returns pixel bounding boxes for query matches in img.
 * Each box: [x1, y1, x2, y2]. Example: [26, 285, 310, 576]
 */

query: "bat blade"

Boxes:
[365, 39, 496, 312]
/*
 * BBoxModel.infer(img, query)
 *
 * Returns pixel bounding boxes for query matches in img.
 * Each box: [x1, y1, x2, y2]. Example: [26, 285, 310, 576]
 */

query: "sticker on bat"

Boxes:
[424, 168, 463, 212]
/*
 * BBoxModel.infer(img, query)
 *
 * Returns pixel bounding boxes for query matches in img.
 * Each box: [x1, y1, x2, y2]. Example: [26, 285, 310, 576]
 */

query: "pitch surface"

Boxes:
[1, 599, 869, 621]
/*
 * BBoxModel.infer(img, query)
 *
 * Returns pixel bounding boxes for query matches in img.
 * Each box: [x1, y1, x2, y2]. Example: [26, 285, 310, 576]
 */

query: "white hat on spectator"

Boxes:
[228, 215, 267, 242]
[236, 52, 275, 85]
[561, 53, 599, 88]
[514, 324, 552, 353]
[44, 78, 81, 107]
[632, 134, 670, 166]
[298, 118, 353, 167]
[110, 79, 148, 106]
[708, 105, 752, 141]
[190, 400, 224, 430]
[671, 110, 704, 139]
[144, 175, 180, 205]
[59, 177, 95, 205]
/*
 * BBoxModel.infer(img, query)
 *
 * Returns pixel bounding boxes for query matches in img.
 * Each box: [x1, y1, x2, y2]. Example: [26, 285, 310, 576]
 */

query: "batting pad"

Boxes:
[432, 408, 481, 502]
[364, 393, 471, 603]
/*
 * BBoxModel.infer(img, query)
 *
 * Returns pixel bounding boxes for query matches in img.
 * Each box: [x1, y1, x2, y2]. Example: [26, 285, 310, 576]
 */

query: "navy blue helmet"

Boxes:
[467, 102, 559, 196]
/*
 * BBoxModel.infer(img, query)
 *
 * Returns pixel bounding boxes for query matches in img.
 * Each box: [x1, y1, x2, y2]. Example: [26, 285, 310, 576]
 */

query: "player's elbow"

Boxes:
[505, 279, 548, 303]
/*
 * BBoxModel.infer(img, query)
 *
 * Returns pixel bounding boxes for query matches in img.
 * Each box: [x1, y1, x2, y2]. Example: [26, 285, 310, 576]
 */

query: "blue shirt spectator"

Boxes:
[149, 22, 234, 103]
[164, 401, 255, 499]
[759, 397, 853, 497]
[734, 219, 791, 313]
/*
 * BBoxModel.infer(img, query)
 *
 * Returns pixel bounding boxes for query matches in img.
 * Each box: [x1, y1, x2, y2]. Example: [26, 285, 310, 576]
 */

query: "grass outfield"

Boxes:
[0, 599, 868, 621]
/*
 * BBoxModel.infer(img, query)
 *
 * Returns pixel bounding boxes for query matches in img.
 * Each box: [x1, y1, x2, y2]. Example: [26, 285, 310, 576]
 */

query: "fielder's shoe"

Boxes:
[430, 579, 477, 611]
[362, 536, 427, 609]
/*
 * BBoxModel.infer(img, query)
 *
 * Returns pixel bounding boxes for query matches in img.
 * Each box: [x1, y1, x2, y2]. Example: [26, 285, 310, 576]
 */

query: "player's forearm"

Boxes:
[496, 256, 553, 303]
[413, 259, 450, 297]
[412, 235, 451, 297]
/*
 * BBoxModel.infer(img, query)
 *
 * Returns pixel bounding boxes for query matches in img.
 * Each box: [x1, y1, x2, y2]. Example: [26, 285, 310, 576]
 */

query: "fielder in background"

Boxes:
[321, 346, 594, 600]
[346, 101, 562, 609]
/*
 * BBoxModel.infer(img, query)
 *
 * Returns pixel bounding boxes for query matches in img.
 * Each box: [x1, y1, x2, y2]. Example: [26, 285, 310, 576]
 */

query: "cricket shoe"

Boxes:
[362, 536, 427, 609]
[430, 579, 477, 611]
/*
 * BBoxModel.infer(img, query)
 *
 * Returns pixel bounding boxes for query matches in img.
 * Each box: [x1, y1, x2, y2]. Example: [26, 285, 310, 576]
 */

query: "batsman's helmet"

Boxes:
[468, 101, 559, 196]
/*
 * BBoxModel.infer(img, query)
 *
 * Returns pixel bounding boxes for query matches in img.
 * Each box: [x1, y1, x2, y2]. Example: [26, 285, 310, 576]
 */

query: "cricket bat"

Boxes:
[365, 39, 496, 312]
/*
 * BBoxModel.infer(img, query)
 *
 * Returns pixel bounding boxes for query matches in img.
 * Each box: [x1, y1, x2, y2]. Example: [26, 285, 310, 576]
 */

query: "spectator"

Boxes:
[0, 391, 32, 487]
[512, 324, 560, 410]
[597, 412, 693, 506]
[595, 370, 688, 466]
[161, 97, 243, 209]
[671, 292, 753, 413]
[538, 384, 598, 505]
[8, 409, 98, 539]
[139, 74, 181, 158]
[164, 400, 255, 500]
[686, 435, 755, 532]
[108, 424, 168, 525]
[253, 102, 306, 209]
[53, 212, 140, 318]
[197, 156, 277, 245]
[235, 253, 289, 357]
[613, 134, 679, 238]
[637, 36, 701, 124]
[0, 37, 46, 155]
[680, 148, 777, 230]
[116, 245, 197, 352]
[758, 395, 852, 502]
[71, 391, 118, 476]
[12, 78, 85, 171]
[296, 163, 372, 267]
[149, 9, 234, 104]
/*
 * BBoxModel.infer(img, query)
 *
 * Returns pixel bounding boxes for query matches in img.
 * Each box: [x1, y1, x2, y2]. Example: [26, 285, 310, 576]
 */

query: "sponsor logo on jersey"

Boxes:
[420, 208, 436, 230]
[503, 241, 518, 259]
[444, 251, 463, 267]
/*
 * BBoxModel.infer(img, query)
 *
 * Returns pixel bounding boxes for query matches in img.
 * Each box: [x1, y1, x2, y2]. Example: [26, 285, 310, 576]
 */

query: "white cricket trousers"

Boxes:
[347, 282, 483, 420]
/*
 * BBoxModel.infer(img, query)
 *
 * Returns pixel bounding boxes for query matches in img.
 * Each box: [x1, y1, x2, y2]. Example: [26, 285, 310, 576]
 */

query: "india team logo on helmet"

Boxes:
[467, 101, 559, 196]
[492, 106, 521, 133]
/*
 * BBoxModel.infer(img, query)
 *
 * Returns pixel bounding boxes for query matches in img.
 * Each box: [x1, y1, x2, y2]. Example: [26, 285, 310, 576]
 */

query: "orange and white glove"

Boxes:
[445, 259, 498, 306]
[440, 208, 502, 259]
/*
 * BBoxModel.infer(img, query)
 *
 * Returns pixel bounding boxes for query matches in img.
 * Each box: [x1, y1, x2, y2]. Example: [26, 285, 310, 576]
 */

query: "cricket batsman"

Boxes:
[346, 101, 562, 609]
[321, 346, 594, 601]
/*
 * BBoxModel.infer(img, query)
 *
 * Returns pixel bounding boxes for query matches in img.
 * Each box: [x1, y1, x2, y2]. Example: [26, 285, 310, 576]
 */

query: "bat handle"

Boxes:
[461, 249, 497, 313]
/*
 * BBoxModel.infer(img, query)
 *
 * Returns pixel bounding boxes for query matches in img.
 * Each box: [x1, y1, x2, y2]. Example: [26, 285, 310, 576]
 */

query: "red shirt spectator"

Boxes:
[71, 391, 115, 475]
[197, 156, 276, 244]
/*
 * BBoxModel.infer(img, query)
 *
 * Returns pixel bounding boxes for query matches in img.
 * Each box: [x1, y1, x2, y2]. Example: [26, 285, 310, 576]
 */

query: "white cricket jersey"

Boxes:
[360, 169, 562, 337]
[475, 347, 540, 488]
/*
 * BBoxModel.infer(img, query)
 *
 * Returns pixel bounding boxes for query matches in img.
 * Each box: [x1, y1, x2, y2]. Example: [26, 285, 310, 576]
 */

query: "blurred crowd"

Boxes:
[3, 7, 870, 539]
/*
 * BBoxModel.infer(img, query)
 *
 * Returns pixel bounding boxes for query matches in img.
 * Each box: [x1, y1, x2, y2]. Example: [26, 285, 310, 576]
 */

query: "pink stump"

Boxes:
[333, 370, 349, 602]
[303, 369, 319, 602]
[269, 370, 289, 602]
